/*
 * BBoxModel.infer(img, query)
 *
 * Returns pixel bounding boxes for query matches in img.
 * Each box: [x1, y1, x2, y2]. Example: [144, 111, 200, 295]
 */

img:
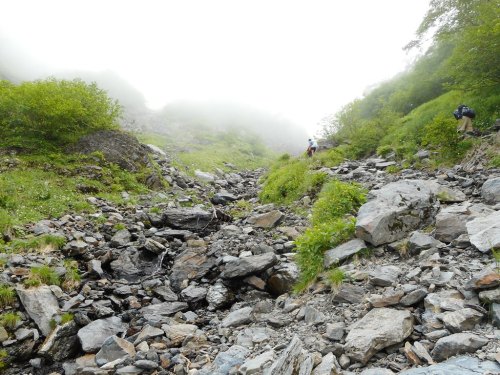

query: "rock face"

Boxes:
[481, 177, 500, 203]
[400, 356, 500, 374]
[466, 210, 500, 252]
[345, 308, 414, 364]
[67, 130, 150, 172]
[355, 180, 437, 246]
[16, 286, 60, 336]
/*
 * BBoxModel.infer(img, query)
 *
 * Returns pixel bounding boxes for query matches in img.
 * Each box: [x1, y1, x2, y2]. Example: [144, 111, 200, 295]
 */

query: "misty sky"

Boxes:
[1, 0, 429, 135]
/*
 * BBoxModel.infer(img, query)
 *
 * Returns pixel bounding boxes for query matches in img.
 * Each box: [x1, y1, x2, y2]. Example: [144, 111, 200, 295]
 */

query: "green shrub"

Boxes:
[26, 265, 60, 287]
[422, 113, 474, 164]
[376, 145, 393, 157]
[294, 218, 356, 292]
[0, 78, 121, 149]
[311, 180, 366, 226]
[385, 165, 401, 174]
[0, 285, 15, 308]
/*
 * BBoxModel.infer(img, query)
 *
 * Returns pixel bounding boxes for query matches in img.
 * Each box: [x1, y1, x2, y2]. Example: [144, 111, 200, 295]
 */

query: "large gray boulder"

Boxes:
[162, 207, 214, 231]
[355, 180, 438, 246]
[344, 308, 413, 364]
[466, 210, 500, 253]
[16, 286, 60, 336]
[481, 177, 500, 203]
[77, 317, 128, 353]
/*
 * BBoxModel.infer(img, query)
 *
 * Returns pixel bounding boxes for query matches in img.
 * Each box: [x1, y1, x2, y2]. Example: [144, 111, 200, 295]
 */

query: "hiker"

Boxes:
[307, 138, 318, 157]
[454, 104, 476, 135]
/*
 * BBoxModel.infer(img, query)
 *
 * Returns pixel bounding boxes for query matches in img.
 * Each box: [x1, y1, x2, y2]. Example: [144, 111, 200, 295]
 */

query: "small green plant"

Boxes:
[113, 223, 126, 231]
[0, 349, 8, 370]
[229, 200, 253, 218]
[492, 248, 500, 272]
[488, 155, 500, 168]
[0, 285, 15, 308]
[62, 260, 81, 291]
[385, 165, 401, 174]
[326, 268, 345, 288]
[376, 145, 393, 157]
[25, 265, 60, 287]
[0, 312, 20, 330]
[149, 206, 161, 214]
[60, 312, 74, 325]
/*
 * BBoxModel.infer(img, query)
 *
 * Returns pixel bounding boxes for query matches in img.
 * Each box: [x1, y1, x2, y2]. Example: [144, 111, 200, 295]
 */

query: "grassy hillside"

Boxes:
[138, 126, 276, 174]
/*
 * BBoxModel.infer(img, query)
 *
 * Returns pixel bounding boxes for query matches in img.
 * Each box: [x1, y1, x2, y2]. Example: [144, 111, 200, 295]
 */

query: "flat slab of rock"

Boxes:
[324, 239, 367, 268]
[198, 345, 250, 375]
[221, 307, 253, 328]
[265, 335, 303, 375]
[16, 286, 60, 336]
[163, 208, 213, 231]
[466, 210, 500, 253]
[332, 283, 366, 304]
[355, 180, 437, 246]
[345, 308, 413, 365]
[221, 253, 278, 279]
[246, 210, 284, 229]
[430, 333, 488, 362]
[400, 355, 500, 374]
[95, 335, 136, 366]
[140, 302, 188, 321]
[369, 265, 401, 287]
[77, 317, 127, 353]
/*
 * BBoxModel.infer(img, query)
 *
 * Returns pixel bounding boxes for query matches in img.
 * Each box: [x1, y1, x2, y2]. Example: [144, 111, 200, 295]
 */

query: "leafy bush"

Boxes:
[422, 114, 474, 164]
[0, 78, 121, 149]
[294, 218, 356, 292]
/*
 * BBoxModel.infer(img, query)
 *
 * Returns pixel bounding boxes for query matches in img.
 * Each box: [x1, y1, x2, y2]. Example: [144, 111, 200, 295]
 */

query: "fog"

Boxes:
[0, 0, 429, 150]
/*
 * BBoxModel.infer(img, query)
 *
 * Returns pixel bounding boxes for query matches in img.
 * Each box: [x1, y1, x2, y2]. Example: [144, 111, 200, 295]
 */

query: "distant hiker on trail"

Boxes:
[307, 138, 318, 157]
[454, 104, 477, 135]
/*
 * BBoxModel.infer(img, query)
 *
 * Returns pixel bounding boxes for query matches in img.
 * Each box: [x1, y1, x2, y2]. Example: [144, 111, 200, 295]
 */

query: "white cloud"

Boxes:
[0, 0, 429, 133]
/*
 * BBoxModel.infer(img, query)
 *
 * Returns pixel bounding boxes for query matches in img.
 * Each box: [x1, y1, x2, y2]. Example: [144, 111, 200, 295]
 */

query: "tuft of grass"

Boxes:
[0, 349, 8, 370]
[229, 200, 253, 219]
[492, 248, 500, 272]
[62, 260, 81, 292]
[113, 223, 126, 231]
[326, 268, 346, 288]
[0, 285, 16, 308]
[25, 265, 60, 287]
[149, 206, 161, 214]
[60, 312, 74, 325]
[0, 312, 20, 330]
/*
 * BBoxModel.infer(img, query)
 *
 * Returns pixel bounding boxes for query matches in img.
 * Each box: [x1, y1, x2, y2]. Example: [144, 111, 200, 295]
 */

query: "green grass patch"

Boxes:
[311, 180, 366, 226]
[62, 260, 81, 292]
[25, 265, 60, 287]
[294, 218, 356, 292]
[326, 267, 346, 288]
[0, 312, 20, 330]
[60, 312, 74, 325]
[0, 285, 15, 308]
[1, 234, 66, 254]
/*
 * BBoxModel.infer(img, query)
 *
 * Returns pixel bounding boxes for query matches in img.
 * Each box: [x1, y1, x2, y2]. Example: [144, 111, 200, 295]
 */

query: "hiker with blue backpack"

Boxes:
[454, 104, 477, 135]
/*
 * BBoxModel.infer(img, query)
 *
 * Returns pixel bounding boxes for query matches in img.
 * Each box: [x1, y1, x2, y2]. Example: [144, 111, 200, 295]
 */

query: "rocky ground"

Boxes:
[1, 133, 499, 375]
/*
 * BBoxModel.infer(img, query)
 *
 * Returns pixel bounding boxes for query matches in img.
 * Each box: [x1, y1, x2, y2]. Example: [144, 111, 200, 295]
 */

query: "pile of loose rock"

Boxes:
[0, 144, 499, 375]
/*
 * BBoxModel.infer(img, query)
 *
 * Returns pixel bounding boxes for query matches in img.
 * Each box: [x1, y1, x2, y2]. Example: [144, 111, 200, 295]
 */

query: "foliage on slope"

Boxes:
[323, 0, 499, 166]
